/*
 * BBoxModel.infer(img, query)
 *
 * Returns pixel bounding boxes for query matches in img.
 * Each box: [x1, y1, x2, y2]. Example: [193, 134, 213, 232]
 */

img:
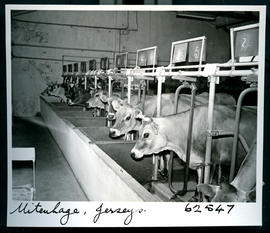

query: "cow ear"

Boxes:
[136, 113, 151, 122]
[99, 92, 108, 103]
[151, 121, 159, 135]
[134, 109, 142, 118]
[197, 184, 219, 198]
[111, 99, 123, 112]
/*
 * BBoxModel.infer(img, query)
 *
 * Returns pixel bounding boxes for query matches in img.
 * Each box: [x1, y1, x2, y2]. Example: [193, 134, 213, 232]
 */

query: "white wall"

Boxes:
[11, 10, 230, 116]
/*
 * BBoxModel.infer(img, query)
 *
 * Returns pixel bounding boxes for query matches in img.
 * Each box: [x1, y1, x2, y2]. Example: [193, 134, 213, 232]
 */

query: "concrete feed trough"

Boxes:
[40, 96, 160, 201]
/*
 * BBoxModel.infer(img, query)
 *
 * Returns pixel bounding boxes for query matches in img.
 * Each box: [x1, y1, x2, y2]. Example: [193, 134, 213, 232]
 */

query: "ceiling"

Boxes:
[176, 11, 259, 30]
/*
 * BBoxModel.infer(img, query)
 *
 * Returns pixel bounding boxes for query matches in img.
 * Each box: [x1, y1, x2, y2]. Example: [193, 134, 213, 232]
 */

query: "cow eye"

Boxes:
[143, 133, 149, 139]
[125, 115, 131, 121]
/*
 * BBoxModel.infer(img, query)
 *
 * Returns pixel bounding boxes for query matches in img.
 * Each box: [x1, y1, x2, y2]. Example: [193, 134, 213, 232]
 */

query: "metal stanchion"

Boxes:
[168, 81, 197, 196]
[203, 75, 218, 184]
[229, 85, 258, 182]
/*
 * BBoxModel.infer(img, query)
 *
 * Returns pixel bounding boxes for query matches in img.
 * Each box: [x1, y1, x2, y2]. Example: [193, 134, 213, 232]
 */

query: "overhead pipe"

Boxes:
[12, 18, 139, 31]
[12, 54, 82, 63]
[12, 42, 139, 54]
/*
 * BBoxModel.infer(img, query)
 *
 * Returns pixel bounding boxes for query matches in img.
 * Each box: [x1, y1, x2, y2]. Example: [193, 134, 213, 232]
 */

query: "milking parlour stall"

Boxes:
[6, 4, 265, 228]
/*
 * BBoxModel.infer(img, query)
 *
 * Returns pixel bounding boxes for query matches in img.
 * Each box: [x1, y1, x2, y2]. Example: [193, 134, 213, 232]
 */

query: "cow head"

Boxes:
[42, 82, 56, 95]
[86, 90, 107, 110]
[130, 116, 168, 160]
[109, 98, 143, 138]
[197, 183, 256, 202]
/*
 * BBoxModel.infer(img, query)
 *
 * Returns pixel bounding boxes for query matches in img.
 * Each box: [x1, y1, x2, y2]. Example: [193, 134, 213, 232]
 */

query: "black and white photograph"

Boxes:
[5, 4, 266, 227]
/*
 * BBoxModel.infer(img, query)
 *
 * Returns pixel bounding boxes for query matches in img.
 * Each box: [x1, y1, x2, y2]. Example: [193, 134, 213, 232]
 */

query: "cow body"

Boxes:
[198, 140, 257, 202]
[68, 88, 92, 106]
[109, 92, 236, 137]
[130, 105, 257, 184]
[85, 90, 142, 110]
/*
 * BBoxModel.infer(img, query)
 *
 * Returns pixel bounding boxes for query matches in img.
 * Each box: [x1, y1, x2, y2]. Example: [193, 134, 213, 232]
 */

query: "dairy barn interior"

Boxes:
[11, 10, 259, 202]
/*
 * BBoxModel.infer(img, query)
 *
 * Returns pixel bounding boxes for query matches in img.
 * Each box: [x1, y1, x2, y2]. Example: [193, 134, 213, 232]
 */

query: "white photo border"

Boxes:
[6, 4, 266, 227]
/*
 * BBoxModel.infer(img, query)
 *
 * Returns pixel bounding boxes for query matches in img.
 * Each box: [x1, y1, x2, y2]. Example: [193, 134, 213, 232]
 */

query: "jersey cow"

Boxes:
[197, 140, 257, 202]
[67, 88, 92, 106]
[130, 105, 257, 187]
[41, 82, 68, 103]
[109, 92, 236, 138]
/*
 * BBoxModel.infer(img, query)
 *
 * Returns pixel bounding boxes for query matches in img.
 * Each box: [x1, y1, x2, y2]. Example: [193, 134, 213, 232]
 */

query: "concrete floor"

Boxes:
[12, 116, 88, 201]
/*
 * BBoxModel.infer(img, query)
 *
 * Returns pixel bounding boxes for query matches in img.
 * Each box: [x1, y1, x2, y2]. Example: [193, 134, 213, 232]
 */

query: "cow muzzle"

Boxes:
[130, 148, 144, 160]
[109, 128, 121, 138]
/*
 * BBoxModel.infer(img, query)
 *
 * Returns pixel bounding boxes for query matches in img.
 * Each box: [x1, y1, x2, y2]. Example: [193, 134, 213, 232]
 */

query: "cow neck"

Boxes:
[155, 114, 188, 162]
[231, 141, 257, 192]
[133, 120, 141, 131]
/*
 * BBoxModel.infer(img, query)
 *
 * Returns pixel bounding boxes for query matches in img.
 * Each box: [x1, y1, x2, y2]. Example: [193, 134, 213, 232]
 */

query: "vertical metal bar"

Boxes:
[94, 75, 98, 92]
[203, 76, 216, 184]
[121, 81, 125, 99]
[169, 42, 174, 66]
[229, 86, 258, 182]
[168, 82, 197, 195]
[135, 51, 138, 67]
[182, 84, 196, 193]
[174, 84, 187, 113]
[142, 81, 146, 114]
[230, 28, 235, 64]
[33, 160, 36, 200]
[152, 75, 164, 181]
[127, 75, 132, 104]
[168, 151, 177, 193]
[84, 77, 87, 90]
[138, 82, 141, 102]
[107, 76, 113, 127]
[156, 75, 163, 117]
[108, 76, 112, 98]
[62, 55, 64, 85]
[199, 37, 205, 72]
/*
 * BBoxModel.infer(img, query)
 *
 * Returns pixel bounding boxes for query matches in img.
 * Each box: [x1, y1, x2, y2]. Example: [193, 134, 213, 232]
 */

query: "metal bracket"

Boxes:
[208, 76, 220, 84]
[157, 75, 165, 83]
[206, 130, 221, 137]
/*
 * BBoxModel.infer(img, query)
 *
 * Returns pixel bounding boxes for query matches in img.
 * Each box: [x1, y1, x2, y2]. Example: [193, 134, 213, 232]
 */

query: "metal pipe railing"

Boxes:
[141, 81, 146, 114]
[203, 75, 217, 184]
[168, 81, 197, 196]
[151, 74, 165, 181]
[211, 130, 250, 154]
[229, 86, 258, 182]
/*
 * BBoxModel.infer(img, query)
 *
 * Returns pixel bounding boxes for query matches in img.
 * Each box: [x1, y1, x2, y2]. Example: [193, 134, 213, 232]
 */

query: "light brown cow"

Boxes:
[197, 140, 257, 202]
[108, 92, 236, 138]
[130, 105, 256, 187]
